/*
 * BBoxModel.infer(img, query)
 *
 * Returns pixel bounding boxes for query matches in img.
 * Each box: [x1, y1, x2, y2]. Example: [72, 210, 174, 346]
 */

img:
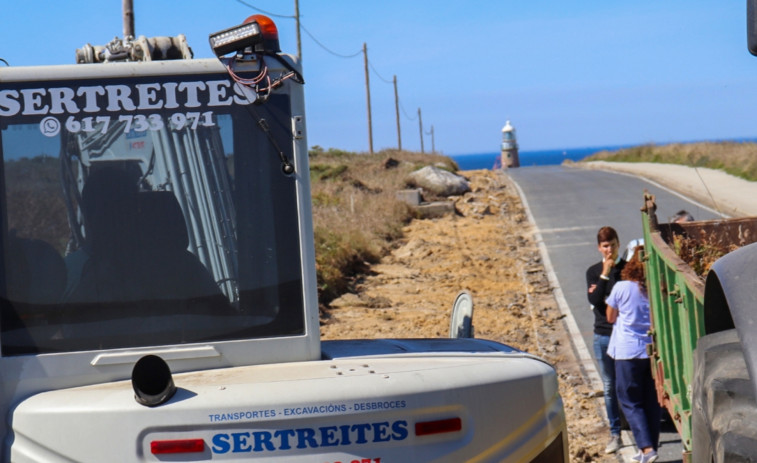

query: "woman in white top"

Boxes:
[606, 246, 662, 463]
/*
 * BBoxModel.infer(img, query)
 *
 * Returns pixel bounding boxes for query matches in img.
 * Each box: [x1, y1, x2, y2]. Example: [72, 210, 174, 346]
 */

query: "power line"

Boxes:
[369, 67, 418, 128]
[300, 23, 361, 58]
[368, 61, 393, 84]
[399, 100, 417, 121]
[233, 1, 361, 59]
[233, 0, 294, 19]
[233, 1, 427, 149]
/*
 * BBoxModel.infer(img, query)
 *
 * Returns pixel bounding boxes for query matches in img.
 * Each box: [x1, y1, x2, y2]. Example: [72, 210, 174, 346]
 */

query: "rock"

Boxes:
[406, 166, 471, 197]
[394, 239, 426, 259]
[415, 201, 456, 218]
[364, 296, 392, 308]
[396, 189, 423, 206]
[329, 293, 364, 308]
[383, 157, 400, 169]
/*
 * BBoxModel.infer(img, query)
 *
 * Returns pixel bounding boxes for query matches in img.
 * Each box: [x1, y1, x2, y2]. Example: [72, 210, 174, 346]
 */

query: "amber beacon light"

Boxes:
[209, 15, 280, 57]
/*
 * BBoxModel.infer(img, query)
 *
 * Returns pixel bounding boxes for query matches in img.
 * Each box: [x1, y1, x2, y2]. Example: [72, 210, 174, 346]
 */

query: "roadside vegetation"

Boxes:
[579, 141, 757, 181]
[308, 146, 457, 304]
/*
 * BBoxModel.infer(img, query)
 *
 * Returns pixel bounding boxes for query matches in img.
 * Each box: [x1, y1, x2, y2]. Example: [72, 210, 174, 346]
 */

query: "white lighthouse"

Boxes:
[500, 120, 519, 168]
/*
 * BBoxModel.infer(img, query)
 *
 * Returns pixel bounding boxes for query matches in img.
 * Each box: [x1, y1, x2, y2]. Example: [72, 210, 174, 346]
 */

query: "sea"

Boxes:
[450, 145, 629, 170]
[450, 137, 757, 170]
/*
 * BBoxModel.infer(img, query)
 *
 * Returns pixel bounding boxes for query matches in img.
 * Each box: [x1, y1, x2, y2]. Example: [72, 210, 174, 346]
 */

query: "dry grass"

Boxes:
[308, 146, 458, 303]
[580, 141, 757, 181]
[672, 231, 740, 278]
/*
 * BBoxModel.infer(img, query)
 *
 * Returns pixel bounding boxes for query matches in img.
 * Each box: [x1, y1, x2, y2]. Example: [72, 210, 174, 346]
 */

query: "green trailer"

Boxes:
[641, 192, 757, 460]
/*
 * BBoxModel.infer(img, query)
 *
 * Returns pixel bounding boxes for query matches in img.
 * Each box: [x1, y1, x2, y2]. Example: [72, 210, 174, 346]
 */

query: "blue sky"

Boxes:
[2, 1, 756, 155]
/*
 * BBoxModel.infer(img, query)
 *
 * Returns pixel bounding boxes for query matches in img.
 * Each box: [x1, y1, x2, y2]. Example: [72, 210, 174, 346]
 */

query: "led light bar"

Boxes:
[209, 21, 263, 57]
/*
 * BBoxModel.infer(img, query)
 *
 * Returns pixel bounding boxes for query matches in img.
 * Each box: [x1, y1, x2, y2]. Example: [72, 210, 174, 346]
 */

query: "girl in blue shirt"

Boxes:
[606, 246, 662, 463]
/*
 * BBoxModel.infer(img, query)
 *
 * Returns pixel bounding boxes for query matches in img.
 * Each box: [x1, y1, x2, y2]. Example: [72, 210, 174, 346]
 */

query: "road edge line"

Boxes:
[506, 173, 604, 391]
[506, 171, 637, 458]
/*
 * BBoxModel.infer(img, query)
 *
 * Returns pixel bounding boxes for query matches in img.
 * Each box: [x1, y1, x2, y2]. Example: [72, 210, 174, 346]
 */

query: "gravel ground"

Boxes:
[321, 169, 617, 462]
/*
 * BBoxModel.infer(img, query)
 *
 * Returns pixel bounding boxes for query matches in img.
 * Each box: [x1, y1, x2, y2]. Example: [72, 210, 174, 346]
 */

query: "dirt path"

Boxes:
[321, 169, 616, 462]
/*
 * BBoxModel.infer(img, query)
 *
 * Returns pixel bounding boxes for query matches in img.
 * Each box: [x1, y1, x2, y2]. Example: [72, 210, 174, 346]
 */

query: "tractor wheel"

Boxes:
[691, 329, 757, 463]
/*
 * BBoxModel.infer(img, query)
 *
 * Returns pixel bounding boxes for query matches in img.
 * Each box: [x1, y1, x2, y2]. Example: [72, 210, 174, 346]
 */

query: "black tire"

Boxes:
[692, 329, 757, 463]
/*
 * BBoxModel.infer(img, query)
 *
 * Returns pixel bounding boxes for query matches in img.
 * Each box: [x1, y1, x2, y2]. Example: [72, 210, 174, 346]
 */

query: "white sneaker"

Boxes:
[639, 450, 658, 463]
[630, 451, 642, 462]
[604, 434, 622, 454]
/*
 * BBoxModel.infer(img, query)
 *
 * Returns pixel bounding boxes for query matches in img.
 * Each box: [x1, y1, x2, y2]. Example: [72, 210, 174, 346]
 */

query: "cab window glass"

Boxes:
[0, 77, 304, 355]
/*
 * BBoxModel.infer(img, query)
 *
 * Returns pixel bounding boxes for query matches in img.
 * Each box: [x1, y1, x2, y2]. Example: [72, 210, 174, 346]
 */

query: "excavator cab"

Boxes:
[0, 17, 326, 458]
[0, 55, 312, 356]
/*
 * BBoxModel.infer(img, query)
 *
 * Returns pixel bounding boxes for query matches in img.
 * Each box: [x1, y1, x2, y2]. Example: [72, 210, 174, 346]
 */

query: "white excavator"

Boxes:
[0, 13, 567, 462]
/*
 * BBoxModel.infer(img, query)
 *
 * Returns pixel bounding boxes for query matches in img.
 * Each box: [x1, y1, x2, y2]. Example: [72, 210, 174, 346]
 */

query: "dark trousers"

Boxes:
[615, 358, 661, 450]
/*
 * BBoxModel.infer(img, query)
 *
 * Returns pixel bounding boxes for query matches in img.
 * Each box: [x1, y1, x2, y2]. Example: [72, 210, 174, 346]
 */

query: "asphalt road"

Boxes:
[508, 165, 722, 463]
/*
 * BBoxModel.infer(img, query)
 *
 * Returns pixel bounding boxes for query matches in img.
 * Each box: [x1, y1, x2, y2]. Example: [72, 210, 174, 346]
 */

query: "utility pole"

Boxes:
[122, 0, 134, 38]
[418, 107, 424, 153]
[393, 75, 402, 151]
[294, 0, 302, 61]
[363, 43, 374, 154]
[429, 125, 435, 153]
